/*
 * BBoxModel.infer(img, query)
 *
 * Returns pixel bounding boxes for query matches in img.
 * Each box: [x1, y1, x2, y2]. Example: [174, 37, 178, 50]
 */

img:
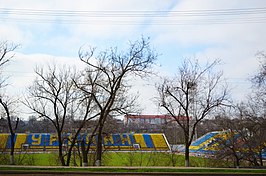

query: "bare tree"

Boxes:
[213, 53, 266, 167]
[72, 75, 99, 167]
[246, 52, 266, 166]
[157, 59, 229, 167]
[252, 51, 266, 89]
[238, 103, 266, 166]
[77, 37, 157, 166]
[0, 41, 19, 165]
[234, 53, 266, 166]
[213, 108, 265, 167]
[0, 97, 19, 165]
[25, 64, 96, 166]
[213, 115, 246, 167]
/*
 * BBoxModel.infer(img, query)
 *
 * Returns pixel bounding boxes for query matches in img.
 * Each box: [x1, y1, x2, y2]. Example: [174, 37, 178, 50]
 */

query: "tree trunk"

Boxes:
[10, 134, 15, 165]
[81, 138, 88, 166]
[66, 148, 72, 166]
[234, 154, 240, 168]
[4, 103, 18, 165]
[10, 131, 15, 165]
[95, 123, 103, 166]
[185, 144, 190, 167]
[58, 133, 66, 166]
[83, 131, 97, 167]
[259, 151, 263, 166]
[58, 146, 65, 166]
[184, 129, 190, 167]
[10, 155, 15, 165]
[66, 136, 78, 166]
[73, 147, 77, 166]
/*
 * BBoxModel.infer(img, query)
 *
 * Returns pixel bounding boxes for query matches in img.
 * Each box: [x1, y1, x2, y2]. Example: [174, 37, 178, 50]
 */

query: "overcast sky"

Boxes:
[1, 0, 266, 118]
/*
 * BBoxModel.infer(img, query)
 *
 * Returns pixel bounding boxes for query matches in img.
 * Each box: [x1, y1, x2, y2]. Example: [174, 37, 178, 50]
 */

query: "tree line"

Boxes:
[0, 39, 265, 167]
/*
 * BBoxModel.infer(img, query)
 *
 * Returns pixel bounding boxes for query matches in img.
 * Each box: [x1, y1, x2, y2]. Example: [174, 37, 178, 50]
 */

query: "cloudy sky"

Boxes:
[1, 0, 266, 118]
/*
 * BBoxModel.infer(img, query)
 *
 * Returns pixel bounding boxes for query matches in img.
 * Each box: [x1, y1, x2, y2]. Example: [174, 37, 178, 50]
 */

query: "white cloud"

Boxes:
[0, 24, 26, 44]
[5, 53, 84, 94]
[145, 1, 266, 102]
[0, 0, 266, 117]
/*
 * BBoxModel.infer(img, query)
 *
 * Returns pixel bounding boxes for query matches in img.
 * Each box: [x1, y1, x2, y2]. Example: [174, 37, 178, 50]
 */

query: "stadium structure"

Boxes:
[1, 131, 265, 159]
[188, 131, 266, 159]
[0, 133, 170, 151]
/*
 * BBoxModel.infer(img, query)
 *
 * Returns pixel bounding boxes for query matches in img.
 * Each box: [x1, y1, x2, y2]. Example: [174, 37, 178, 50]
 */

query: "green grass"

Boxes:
[1, 152, 264, 174]
[0, 152, 232, 167]
[102, 152, 231, 167]
[0, 152, 59, 166]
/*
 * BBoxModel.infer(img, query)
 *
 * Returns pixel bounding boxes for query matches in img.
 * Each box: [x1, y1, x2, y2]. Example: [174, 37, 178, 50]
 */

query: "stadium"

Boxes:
[0, 133, 170, 151]
[1, 131, 265, 160]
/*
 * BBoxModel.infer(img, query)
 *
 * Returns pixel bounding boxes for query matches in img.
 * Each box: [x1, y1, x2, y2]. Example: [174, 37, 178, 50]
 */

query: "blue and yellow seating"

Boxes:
[0, 133, 170, 151]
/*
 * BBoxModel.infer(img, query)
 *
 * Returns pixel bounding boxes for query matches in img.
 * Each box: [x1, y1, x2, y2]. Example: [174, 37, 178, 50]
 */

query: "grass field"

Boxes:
[0, 151, 232, 167]
[1, 152, 265, 175]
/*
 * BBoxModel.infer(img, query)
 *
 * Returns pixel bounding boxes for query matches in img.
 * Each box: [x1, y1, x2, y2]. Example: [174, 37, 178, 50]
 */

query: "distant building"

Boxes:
[124, 114, 189, 126]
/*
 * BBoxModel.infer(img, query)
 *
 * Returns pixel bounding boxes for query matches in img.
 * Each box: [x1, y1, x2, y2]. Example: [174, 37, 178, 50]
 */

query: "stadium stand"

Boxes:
[188, 131, 266, 159]
[150, 133, 170, 150]
[14, 134, 27, 149]
[189, 132, 220, 152]
[0, 133, 170, 151]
